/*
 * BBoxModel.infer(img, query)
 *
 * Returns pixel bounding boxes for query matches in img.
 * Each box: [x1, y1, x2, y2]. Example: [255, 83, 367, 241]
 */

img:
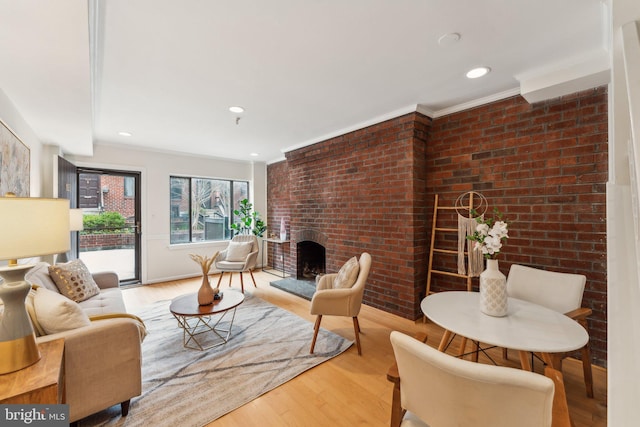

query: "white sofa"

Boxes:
[25, 262, 143, 423]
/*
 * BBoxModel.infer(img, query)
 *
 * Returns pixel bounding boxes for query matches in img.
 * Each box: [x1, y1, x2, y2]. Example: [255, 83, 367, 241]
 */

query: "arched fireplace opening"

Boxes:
[296, 241, 326, 281]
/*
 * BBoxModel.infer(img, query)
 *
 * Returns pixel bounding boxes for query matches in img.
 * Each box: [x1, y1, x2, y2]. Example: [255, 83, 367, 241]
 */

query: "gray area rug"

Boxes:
[270, 278, 317, 300]
[79, 293, 351, 427]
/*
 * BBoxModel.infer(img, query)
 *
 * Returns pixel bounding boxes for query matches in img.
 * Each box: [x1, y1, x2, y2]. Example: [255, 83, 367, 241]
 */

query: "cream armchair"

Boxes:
[215, 235, 259, 293]
[388, 331, 565, 427]
[309, 252, 371, 355]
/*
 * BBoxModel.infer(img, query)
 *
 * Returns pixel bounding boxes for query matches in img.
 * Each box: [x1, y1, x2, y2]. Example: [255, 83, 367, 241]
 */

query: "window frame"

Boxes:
[170, 175, 249, 245]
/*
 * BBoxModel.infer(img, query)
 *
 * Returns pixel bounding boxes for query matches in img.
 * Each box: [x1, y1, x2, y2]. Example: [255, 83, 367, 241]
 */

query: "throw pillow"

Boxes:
[226, 241, 254, 262]
[33, 286, 91, 335]
[48, 259, 101, 303]
[24, 262, 60, 292]
[333, 256, 360, 289]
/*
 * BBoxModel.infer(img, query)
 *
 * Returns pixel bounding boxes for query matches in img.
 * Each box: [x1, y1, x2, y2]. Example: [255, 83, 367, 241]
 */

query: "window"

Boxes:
[124, 176, 135, 197]
[170, 176, 249, 244]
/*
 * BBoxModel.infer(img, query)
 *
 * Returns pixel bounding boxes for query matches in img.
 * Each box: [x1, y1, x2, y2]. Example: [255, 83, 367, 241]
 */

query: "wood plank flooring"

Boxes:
[122, 270, 607, 427]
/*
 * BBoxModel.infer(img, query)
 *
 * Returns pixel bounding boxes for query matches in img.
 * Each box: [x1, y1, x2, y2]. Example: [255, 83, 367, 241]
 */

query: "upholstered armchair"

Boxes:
[387, 331, 569, 427]
[506, 264, 594, 398]
[309, 252, 371, 355]
[215, 235, 259, 293]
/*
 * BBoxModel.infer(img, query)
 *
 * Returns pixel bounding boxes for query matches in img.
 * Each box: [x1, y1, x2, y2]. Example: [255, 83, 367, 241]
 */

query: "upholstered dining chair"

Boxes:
[506, 264, 594, 398]
[309, 252, 371, 355]
[388, 331, 571, 427]
[214, 235, 259, 293]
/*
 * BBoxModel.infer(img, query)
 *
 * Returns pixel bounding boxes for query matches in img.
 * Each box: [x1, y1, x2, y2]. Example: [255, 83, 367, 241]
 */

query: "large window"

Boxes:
[170, 176, 249, 244]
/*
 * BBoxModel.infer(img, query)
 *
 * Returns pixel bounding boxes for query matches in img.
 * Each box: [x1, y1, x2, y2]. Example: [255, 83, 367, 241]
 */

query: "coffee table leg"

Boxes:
[173, 308, 239, 351]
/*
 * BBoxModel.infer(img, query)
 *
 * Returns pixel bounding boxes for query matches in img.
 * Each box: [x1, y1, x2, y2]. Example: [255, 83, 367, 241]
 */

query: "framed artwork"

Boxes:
[0, 118, 30, 197]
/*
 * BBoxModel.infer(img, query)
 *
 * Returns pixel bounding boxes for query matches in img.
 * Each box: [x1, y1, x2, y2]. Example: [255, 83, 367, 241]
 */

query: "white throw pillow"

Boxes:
[334, 256, 360, 289]
[33, 287, 91, 335]
[226, 241, 254, 262]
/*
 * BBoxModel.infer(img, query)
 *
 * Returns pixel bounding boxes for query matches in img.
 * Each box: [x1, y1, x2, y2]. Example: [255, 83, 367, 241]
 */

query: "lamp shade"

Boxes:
[69, 208, 84, 231]
[0, 197, 70, 262]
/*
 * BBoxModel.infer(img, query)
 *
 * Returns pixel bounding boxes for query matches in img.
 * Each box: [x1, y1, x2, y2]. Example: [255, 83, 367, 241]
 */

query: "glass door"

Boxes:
[76, 168, 142, 284]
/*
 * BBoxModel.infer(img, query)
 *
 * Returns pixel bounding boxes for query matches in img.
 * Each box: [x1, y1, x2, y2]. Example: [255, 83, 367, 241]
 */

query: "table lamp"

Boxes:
[0, 196, 70, 374]
[56, 208, 85, 263]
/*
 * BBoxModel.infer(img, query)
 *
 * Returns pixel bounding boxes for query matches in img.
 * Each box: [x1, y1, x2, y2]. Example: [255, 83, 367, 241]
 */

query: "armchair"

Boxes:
[309, 252, 371, 355]
[388, 331, 562, 427]
[506, 264, 593, 398]
[215, 235, 259, 293]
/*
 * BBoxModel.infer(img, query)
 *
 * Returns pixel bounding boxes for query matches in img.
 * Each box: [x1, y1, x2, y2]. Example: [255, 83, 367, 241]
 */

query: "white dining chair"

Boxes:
[388, 331, 562, 427]
[506, 264, 594, 398]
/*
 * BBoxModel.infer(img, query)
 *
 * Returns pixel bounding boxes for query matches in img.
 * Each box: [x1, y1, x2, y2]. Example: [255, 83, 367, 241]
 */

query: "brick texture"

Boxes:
[267, 87, 608, 367]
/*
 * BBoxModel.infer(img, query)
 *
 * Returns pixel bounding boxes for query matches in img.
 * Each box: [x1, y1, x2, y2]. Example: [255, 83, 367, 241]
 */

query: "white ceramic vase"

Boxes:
[479, 259, 508, 317]
[280, 217, 287, 241]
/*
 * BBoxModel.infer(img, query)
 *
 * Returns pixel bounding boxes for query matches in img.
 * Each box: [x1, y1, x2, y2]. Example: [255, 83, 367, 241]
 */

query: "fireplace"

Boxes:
[296, 241, 326, 280]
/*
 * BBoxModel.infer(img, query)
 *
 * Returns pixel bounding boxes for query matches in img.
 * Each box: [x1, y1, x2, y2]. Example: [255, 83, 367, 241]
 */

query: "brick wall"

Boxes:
[267, 87, 608, 366]
[101, 175, 136, 220]
[268, 113, 431, 317]
[426, 87, 608, 366]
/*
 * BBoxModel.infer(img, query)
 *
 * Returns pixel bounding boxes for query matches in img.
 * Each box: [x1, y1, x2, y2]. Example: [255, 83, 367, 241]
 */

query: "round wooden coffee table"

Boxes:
[170, 290, 244, 350]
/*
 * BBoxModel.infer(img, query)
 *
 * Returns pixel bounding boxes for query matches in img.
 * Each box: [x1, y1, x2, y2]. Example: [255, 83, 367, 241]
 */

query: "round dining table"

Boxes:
[421, 291, 589, 371]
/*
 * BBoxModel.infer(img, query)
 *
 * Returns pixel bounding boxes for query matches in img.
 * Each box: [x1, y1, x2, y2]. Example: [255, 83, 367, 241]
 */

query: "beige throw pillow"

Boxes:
[226, 241, 254, 262]
[334, 256, 360, 289]
[49, 259, 100, 303]
[33, 287, 91, 335]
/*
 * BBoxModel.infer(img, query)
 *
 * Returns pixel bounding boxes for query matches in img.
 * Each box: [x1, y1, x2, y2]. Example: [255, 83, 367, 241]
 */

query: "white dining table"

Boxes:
[421, 291, 589, 371]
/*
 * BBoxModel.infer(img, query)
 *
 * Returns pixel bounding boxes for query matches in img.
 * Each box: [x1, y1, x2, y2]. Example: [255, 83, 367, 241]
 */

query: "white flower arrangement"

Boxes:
[467, 208, 509, 259]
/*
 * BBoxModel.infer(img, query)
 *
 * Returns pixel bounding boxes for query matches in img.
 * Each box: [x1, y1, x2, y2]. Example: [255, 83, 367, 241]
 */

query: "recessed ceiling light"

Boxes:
[466, 67, 491, 79]
[250, 152, 259, 157]
[229, 106, 244, 113]
[118, 131, 132, 137]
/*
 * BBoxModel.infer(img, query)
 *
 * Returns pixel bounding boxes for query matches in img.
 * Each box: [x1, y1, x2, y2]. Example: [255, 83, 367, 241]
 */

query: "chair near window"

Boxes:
[214, 235, 259, 293]
[505, 264, 594, 398]
[387, 331, 571, 427]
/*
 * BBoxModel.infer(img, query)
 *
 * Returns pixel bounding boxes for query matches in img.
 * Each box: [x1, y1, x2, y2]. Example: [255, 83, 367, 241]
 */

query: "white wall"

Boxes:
[608, 0, 640, 424]
[67, 144, 267, 284]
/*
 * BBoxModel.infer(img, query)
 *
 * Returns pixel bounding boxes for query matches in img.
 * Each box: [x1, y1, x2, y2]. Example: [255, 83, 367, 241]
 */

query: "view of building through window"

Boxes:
[170, 176, 249, 244]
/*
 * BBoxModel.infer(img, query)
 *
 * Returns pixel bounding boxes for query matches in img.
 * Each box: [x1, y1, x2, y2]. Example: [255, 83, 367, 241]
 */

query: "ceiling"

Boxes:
[0, 0, 610, 163]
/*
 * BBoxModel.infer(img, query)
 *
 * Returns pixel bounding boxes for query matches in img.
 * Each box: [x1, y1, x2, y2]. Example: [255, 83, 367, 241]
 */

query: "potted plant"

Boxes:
[230, 199, 266, 237]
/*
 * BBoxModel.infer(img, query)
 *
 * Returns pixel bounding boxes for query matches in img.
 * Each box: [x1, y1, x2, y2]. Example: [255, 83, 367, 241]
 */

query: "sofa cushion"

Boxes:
[49, 259, 101, 303]
[334, 256, 360, 289]
[79, 288, 127, 317]
[32, 286, 91, 335]
[226, 241, 253, 262]
[25, 262, 60, 292]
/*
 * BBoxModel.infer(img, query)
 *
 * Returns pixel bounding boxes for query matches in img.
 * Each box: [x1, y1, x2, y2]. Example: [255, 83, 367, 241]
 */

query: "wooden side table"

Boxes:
[0, 338, 65, 404]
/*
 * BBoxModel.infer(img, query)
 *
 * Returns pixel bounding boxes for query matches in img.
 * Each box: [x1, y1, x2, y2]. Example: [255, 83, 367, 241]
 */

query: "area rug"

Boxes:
[270, 278, 317, 300]
[79, 293, 351, 427]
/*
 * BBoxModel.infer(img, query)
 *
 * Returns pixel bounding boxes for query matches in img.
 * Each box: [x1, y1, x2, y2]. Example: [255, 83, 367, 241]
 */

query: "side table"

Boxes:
[262, 238, 290, 278]
[0, 338, 65, 404]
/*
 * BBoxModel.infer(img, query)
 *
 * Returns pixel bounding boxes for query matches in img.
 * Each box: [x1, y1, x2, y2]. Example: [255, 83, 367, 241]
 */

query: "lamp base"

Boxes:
[0, 334, 41, 374]
[0, 264, 34, 284]
[0, 279, 41, 374]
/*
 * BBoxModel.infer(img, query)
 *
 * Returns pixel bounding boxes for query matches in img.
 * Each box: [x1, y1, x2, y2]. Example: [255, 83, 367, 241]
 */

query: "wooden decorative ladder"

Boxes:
[426, 193, 483, 297]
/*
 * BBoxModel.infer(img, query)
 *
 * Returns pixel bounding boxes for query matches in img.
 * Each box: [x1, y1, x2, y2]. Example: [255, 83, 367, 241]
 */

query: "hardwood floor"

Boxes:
[122, 270, 607, 427]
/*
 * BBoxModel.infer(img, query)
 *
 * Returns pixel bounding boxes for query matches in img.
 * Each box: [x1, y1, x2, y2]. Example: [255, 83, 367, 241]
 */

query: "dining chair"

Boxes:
[214, 235, 259, 293]
[506, 264, 593, 398]
[388, 331, 568, 427]
[309, 252, 371, 355]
